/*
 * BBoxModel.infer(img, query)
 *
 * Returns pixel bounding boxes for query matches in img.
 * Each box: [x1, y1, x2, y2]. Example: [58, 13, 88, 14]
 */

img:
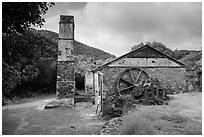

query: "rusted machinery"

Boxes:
[117, 68, 149, 96]
[116, 68, 169, 105]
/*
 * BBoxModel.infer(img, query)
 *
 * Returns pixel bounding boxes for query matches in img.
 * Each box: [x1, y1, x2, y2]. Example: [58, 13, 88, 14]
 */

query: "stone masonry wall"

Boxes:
[56, 15, 75, 105]
[101, 67, 186, 94]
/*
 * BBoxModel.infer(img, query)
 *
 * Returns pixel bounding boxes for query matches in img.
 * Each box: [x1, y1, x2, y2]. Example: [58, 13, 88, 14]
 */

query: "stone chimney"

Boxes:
[56, 15, 75, 106]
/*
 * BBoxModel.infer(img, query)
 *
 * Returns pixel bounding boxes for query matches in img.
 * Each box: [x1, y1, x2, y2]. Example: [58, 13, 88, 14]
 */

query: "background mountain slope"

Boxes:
[37, 30, 116, 60]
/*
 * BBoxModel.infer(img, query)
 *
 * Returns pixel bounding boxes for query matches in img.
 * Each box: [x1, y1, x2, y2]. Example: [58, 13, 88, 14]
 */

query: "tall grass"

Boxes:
[118, 114, 155, 135]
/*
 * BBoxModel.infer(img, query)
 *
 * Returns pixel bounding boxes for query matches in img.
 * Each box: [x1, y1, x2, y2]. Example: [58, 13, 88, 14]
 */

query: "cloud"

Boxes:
[42, 2, 202, 56]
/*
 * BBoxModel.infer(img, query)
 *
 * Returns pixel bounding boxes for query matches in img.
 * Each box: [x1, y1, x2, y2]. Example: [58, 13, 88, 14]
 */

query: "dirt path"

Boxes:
[2, 92, 202, 135]
[117, 92, 202, 135]
[2, 95, 105, 135]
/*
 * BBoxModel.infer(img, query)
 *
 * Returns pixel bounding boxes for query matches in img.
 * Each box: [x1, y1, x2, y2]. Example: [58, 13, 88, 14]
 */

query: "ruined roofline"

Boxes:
[92, 44, 190, 72]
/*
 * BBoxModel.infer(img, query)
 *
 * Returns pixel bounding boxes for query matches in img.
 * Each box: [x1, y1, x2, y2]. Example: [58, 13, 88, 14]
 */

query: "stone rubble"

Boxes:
[44, 99, 74, 109]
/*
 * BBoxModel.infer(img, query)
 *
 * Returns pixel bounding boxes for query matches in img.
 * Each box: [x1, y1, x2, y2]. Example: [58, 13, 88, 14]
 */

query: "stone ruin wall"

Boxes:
[146, 68, 186, 91]
[101, 67, 186, 94]
[102, 68, 125, 94]
[85, 71, 94, 95]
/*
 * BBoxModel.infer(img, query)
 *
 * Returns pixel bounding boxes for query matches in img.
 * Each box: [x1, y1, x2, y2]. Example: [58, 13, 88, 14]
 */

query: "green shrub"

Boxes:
[102, 93, 138, 119]
[102, 95, 123, 120]
[2, 62, 21, 98]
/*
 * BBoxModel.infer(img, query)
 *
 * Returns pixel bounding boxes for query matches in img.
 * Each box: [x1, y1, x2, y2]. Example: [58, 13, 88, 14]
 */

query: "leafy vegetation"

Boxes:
[2, 28, 115, 103]
[2, 2, 55, 103]
[2, 29, 57, 100]
[179, 51, 202, 68]
[2, 2, 54, 34]
[131, 41, 174, 57]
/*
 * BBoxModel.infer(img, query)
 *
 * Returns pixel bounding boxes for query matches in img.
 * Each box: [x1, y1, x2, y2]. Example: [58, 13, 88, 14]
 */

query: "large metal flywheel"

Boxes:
[117, 68, 149, 97]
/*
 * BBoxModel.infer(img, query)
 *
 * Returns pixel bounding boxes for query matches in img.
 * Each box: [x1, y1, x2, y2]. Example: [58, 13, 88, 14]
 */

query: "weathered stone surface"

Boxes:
[56, 15, 75, 102]
[101, 67, 186, 95]
[60, 15, 74, 23]
[58, 40, 74, 61]
[44, 98, 74, 109]
[102, 68, 126, 94]
[56, 81, 75, 99]
[145, 68, 186, 93]
[57, 62, 75, 81]
[85, 71, 94, 95]
[109, 58, 180, 67]
[59, 23, 74, 39]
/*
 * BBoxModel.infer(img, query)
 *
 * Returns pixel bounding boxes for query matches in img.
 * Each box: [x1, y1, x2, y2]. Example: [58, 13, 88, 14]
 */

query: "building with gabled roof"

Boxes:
[85, 44, 190, 110]
[92, 44, 189, 72]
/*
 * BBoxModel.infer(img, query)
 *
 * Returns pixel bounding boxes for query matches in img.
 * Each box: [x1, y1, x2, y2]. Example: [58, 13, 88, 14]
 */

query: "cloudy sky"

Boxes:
[41, 2, 202, 57]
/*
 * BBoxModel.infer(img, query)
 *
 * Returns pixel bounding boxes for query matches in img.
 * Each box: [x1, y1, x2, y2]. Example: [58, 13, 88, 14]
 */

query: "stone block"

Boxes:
[64, 98, 74, 107]
[56, 81, 75, 99]
[59, 23, 74, 39]
[58, 40, 74, 61]
[44, 98, 74, 109]
[57, 62, 75, 81]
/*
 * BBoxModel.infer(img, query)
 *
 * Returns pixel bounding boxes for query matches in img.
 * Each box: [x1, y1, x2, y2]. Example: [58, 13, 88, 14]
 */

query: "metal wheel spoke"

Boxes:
[117, 68, 149, 96]
[120, 78, 133, 85]
[119, 85, 134, 93]
[129, 70, 135, 83]
[135, 70, 142, 83]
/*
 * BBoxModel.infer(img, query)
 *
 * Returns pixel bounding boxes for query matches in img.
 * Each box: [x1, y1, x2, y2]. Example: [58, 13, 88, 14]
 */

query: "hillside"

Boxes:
[179, 51, 202, 68]
[173, 49, 200, 60]
[37, 30, 116, 60]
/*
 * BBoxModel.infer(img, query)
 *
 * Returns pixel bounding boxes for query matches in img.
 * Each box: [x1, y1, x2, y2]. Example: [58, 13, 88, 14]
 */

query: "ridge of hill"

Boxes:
[179, 51, 202, 68]
[36, 30, 202, 69]
[37, 30, 116, 60]
[173, 49, 200, 60]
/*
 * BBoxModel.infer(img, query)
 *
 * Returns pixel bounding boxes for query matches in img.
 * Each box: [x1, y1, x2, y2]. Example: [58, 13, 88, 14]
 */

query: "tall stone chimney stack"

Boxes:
[56, 15, 75, 106]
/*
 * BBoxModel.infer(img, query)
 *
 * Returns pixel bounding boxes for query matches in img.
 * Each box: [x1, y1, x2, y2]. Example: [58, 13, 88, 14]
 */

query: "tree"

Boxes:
[2, 2, 55, 102]
[131, 41, 174, 57]
[131, 42, 144, 51]
[2, 2, 54, 34]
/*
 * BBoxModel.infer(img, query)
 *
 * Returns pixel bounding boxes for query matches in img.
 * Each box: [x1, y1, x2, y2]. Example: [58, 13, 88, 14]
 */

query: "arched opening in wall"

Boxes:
[75, 73, 85, 90]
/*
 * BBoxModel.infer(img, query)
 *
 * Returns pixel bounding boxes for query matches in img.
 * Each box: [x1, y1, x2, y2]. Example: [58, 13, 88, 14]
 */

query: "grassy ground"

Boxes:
[117, 92, 202, 135]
